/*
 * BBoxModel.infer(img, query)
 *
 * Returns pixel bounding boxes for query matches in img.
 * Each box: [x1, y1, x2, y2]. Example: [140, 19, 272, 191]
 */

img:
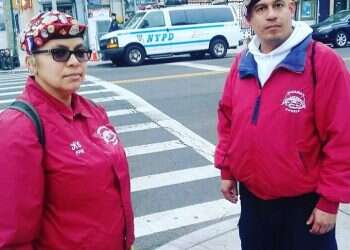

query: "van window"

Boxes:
[204, 8, 234, 23]
[140, 11, 166, 28]
[169, 10, 187, 26]
[186, 9, 205, 24]
[169, 8, 234, 26]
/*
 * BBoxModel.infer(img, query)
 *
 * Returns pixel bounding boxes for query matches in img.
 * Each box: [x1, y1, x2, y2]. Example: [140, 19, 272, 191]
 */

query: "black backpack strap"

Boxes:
[8, 100, 45, 146]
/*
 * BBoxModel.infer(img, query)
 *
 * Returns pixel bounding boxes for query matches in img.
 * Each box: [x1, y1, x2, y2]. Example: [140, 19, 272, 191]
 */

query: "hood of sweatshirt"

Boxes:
[247, 21, 313, 86]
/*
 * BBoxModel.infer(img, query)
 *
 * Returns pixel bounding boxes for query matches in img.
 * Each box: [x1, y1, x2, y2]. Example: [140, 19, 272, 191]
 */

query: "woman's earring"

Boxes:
[29, 67, 37, 75]
[28, 58, 37, 76]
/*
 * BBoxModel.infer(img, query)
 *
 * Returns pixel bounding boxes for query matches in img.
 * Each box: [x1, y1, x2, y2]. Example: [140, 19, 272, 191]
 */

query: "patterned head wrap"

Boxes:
[20, 11, 86, 54]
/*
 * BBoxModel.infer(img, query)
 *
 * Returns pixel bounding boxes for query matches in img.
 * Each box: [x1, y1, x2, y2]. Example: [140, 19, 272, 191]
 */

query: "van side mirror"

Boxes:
[140, 20, 149, 28]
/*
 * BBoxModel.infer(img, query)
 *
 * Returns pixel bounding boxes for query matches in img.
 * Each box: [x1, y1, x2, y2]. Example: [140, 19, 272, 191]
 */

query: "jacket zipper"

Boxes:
[251, 80, 262, 125]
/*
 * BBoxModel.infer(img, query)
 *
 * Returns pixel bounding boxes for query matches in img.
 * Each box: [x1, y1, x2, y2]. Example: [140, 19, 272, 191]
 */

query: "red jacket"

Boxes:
[215, 37, 350, 213]
[0, 77, 134, 249]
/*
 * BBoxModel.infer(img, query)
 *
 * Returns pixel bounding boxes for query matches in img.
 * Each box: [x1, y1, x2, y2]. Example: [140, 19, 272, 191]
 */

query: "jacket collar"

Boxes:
[24, 76, 92, 120]
[239, 35, 312, 79]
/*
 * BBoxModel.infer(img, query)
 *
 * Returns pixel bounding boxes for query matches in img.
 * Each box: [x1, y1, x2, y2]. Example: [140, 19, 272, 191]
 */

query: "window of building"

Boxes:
[300, 0, 316, 20]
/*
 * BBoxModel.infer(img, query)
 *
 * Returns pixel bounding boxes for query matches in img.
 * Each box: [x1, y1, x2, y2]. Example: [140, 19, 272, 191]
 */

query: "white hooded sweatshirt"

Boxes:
[248, 21, 313, 86]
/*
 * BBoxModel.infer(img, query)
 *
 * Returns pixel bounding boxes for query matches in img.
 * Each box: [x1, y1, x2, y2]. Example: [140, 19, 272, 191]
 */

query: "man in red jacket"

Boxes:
[215, 0, 350, 249]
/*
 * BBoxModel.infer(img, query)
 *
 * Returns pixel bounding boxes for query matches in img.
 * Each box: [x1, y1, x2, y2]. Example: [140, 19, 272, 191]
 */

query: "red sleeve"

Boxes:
[0, 110, 44, 249]
[313, 44, 350, 213]
[214, 55, 240, 180]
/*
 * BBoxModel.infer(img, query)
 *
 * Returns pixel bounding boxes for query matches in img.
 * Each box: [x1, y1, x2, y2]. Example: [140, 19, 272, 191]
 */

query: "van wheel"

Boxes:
[190, 51, 206, 59]
[335, 31, 348, 48]
[209, 38, 227, 58]
[124, 45, 145, 66]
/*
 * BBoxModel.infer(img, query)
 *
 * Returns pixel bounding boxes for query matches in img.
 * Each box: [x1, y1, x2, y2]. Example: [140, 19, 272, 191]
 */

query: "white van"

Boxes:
[99, 5, 243, 66]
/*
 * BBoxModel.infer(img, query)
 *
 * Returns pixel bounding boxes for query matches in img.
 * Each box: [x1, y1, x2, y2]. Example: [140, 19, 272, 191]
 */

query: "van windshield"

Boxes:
[124, 13, 146, 29]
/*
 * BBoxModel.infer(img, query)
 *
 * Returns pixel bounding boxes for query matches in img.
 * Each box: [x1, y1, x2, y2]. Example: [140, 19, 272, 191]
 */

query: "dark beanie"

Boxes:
[242, 0, 260, 18]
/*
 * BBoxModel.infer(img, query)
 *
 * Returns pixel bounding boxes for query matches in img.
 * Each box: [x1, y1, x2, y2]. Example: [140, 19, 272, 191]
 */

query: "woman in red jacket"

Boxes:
[0, 11, 134, 250]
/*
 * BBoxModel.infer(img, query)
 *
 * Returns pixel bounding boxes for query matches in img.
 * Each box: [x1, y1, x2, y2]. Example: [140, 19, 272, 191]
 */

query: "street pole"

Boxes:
[52, 0, 57, 10]
[10, 0, 17, 57]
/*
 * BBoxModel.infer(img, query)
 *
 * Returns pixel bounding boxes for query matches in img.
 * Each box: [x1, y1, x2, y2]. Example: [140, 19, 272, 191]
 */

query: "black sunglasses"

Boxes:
[32, 48, 92, 63]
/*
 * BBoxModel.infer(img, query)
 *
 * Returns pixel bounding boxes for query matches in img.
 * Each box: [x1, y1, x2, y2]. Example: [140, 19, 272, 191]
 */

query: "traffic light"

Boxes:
[21, 0, 32, 10]
[11, 0, 32, 10]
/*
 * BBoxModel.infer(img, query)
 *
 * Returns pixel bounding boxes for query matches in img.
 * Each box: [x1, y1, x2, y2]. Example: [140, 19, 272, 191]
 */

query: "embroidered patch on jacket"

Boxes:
[281, 90, 306, 113]
[70, 140, 85, 156]
[97, 126, 119, 145]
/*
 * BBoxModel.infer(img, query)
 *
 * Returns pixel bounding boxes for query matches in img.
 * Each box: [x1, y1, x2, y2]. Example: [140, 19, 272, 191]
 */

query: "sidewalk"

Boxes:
[156, 204, 350, 250]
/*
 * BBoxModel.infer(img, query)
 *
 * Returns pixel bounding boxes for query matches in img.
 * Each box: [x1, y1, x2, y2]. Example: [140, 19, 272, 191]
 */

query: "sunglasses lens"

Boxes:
[74, 49, 91, 62]
[51, 48, 70, 62]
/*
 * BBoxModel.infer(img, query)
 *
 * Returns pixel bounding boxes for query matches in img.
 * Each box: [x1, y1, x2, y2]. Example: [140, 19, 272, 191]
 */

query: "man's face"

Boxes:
[247, 0, 295, 52]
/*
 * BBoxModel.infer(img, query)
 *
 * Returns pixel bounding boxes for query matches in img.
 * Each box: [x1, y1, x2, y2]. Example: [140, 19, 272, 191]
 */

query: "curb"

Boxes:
[154, 216, 239, 250]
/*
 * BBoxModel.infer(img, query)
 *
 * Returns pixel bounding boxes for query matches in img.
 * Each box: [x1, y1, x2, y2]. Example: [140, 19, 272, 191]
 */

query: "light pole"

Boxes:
[52, 0, 57, 10]
[9, 0, 18, 58]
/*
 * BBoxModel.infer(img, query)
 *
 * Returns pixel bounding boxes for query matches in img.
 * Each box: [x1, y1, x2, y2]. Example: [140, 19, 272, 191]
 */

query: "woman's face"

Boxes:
[29, 37, 87, 103]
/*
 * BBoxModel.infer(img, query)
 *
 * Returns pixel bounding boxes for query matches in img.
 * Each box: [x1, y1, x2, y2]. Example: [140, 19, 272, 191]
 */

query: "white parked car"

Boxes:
[99, 5, 243, 66]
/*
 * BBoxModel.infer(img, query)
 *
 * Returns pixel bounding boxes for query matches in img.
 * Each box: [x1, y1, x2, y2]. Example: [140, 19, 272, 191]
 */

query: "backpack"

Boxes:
[7, 100, 45, 146]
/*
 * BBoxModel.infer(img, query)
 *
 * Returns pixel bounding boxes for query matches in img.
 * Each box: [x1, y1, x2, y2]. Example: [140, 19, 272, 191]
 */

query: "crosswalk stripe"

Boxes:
[169, 62, 230, 72]
[0, 81, 98, 90]
[0, 90, 21, 96]
[0, 96, 127, 113]
[78, 89, 110, 95]
[0, 98, 14, 104]
[116, 122, 159, 134]
[135, 199, 240, 238]
[107, 109, 136, 117]
[0, 85, 26, 91]
[0, 82, 26, 87]
[91, 96, 126, 103]
[0, 89, 112, 105]
[125, 140, 186, 157]
[0, 78, 27, 84]
[131, 164, 218, 192]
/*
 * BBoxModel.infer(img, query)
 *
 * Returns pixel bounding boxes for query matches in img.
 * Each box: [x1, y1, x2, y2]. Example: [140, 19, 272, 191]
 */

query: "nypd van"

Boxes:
[99, 5, 242, 66]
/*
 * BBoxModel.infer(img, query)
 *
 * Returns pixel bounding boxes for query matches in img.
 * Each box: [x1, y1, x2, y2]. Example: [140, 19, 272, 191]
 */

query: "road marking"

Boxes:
[0, 78, 27, 84]
[108, 71, 226, 85]
[0, 98, 14, 104]
[0, 85, 27, 91]
[0, 89, 112, 105]
[86, 75, 215, 163]
[116, 122, 159, 133]
[125, 140, 186, 157]
[0, 81, 26, 87]
[0, 82, 96, 92]
[78, 89, 110, 95]
[91, 96, 126, 103]
[169, 62, 230, 72]
[131, 164, 218, 192]
[0, 96, 127, 113]
[135, 199, 241, 238]
[107, 109, 137, 117]
[0, 90, 21, 96]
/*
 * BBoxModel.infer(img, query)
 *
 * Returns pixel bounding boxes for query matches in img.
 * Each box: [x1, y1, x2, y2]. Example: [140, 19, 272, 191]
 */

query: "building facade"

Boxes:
[296, 0, 350, 24]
